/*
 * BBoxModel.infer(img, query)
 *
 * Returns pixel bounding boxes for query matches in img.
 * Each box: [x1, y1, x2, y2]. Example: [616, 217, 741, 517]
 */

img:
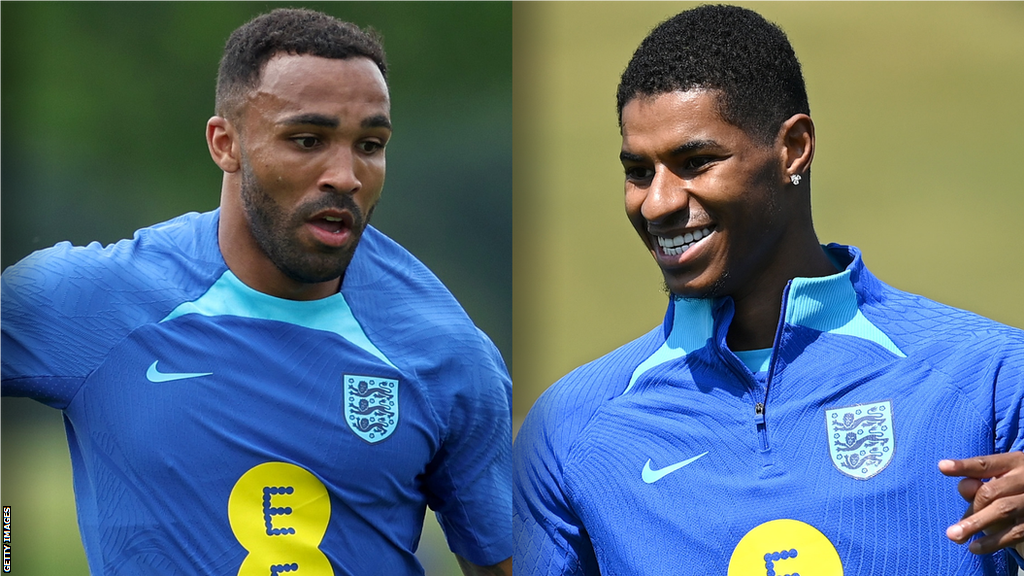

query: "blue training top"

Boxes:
[2, 209, 512, 575]
[514, 244, 1024, 575]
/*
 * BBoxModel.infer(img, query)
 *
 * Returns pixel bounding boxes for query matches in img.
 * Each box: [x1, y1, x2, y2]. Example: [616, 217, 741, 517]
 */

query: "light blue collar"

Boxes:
[624, 245, 903, 394]
[162, 270, 396, 369]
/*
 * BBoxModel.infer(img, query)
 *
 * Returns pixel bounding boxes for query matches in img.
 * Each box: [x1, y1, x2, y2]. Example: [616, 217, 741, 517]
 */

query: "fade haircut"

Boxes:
[215, 8, 387, 122]
[617, 4, 809, 145]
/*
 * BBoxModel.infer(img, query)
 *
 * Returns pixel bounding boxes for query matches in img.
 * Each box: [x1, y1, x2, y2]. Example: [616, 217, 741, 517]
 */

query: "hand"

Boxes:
[940, 452, 1024, 556]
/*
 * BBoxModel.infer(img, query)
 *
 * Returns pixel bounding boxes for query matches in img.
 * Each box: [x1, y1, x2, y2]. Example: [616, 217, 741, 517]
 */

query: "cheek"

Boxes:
[624, 186, 646, 222]
[354, 156, 386, 205]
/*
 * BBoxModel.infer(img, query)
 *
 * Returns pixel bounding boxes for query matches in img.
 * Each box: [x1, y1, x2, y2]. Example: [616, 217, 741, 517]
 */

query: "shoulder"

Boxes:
[3, 210, 224, 308]
[1, 211, 226, 397]
[854, 259, 1024, 436]
[832, 244, 1024, 362]
[343, 226, 499, 366]
[865, 272, 1024, 364]
[513, 325, 664, 568]
[516, 325, 665, 463]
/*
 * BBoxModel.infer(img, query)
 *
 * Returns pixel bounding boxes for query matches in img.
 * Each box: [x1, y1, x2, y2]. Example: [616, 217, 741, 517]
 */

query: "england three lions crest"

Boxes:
[344, 375, 399, 444]
[826, 400, 894, 480]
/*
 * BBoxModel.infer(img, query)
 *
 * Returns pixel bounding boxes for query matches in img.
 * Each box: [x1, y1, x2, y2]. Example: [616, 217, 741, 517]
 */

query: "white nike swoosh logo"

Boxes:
[145, 361, 213, 383]
[642, 451, 709, 484]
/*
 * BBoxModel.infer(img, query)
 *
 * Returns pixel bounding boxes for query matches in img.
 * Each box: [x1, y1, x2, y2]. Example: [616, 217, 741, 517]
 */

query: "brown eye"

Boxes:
[293, 136, 320, 149]
[624, 166, 654, 182]
[358, 141, 384, 154]
[684, 156, 714, 170]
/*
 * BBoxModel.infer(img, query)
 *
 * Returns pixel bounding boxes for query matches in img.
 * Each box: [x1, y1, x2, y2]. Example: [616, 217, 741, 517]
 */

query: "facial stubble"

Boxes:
[239, 158, 374, 286]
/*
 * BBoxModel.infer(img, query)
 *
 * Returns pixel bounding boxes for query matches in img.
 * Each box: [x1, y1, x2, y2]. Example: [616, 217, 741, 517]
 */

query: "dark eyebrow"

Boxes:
[621, 138, 722, 164]
[280, 113, 339, 128]
[362, 114, 392, 131]
[620, 150, 645, 163]
[669, 139, 720, 156]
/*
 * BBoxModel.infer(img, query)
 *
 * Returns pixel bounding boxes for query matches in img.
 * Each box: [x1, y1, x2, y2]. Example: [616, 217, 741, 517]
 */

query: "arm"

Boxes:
[423, 338, 513, 569]
[939, 334, 1024, 565]
[513, 387, 600, 576]
[456, 555, 512, 576]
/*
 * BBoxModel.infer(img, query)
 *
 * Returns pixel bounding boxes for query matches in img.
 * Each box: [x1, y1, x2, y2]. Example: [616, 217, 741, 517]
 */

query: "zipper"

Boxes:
[754, 401, 768, 451]
[720, 282, 793, 454]
[756, 281, 793, 453]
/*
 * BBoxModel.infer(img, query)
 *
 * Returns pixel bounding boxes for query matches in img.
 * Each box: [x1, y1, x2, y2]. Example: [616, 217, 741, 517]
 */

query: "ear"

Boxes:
[206, 116, 241, 173]
[778, 113, 814, 185]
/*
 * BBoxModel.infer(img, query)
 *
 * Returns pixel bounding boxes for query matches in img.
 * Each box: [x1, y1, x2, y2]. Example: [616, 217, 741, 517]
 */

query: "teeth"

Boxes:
[656, 227, 713, 256]
[323, 216, 342, 222]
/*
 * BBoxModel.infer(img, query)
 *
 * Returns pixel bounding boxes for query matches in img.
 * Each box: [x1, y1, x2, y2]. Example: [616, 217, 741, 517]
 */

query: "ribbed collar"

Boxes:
[625, 245, 903, 393]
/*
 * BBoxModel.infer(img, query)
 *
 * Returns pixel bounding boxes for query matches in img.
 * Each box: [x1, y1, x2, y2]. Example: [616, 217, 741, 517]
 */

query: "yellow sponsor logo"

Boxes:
[728, 519, 842, 576]
[228, 461, 334, 575]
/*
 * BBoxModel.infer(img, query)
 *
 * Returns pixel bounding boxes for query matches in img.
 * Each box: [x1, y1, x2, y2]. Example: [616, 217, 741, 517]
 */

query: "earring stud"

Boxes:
[790, 174, 802, 186]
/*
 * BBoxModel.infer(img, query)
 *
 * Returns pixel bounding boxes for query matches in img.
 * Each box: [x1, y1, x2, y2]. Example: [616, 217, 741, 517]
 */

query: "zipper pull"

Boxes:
[754, 402, 765, 425]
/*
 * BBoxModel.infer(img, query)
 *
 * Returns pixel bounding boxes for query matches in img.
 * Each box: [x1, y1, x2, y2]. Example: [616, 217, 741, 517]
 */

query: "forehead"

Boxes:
[620, 90, 749, 152]
[245, 54, 390, 125]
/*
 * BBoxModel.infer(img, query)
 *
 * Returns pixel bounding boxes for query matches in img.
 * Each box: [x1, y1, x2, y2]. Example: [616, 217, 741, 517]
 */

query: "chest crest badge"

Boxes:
[826, 400, 894, 480]
[343, 375, 399, 443]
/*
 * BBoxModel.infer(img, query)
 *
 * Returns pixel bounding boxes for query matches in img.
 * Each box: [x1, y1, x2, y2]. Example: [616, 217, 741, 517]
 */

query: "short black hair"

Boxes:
[617, 4, 808, 145]
[215, 8, 387, 121]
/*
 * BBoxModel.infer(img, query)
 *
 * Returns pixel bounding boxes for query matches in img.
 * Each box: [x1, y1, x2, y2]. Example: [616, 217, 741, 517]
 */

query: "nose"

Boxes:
[641, 166, 689, 225]
[318, 146, 361, 194]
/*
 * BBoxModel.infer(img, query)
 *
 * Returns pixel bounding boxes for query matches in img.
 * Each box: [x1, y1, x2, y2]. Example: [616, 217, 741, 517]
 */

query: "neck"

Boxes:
[725, 237, 838, 352]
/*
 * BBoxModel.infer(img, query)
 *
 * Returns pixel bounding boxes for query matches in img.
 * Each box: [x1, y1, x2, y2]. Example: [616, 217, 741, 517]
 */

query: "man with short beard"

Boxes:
[1, 9, 511, 575]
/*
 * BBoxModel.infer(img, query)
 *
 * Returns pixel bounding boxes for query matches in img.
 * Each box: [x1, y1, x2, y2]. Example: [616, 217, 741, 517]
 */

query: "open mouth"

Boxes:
[656, 226, 715, 256]
[309, 214, 348, 234]
[305, 208, 357, 248]
[307, 208, 355, 235]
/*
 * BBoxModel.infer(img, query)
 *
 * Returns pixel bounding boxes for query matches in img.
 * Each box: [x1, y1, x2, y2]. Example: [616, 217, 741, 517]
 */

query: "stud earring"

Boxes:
[790, 174, 802, 186]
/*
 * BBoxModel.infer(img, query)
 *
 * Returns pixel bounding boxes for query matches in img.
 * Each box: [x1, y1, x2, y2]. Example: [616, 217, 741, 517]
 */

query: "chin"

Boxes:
[663, 270, 728, 300]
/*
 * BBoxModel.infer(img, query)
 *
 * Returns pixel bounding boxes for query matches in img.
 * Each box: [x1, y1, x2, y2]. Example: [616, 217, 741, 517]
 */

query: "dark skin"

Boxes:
[207, 53, 512, 573]
[620, 90, 834, 351]
[621, 89, 1024, 557]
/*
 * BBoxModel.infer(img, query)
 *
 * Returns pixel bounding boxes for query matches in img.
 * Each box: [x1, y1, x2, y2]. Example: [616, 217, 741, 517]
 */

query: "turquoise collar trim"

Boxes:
[161, 270, 397, 369]
[786, 268, 905, 358]
[624, 298, 714, 394]
[623, 246, 904, 394]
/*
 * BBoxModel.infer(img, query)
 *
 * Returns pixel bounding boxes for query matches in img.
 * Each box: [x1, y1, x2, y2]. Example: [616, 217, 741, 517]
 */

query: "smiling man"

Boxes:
[1, 9, 511, 575]
[513, 5, 1024, 575]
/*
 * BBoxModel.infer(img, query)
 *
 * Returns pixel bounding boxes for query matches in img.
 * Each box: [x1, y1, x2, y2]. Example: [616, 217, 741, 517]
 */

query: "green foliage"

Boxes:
[0, 4, 510, 575]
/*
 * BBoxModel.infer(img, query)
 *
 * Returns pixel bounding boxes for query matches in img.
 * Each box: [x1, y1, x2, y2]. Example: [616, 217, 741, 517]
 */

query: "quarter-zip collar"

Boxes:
[625, 244, 905, 393]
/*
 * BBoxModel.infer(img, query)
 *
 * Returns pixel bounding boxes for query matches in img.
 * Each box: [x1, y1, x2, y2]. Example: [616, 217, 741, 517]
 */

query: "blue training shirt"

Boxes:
[1, 209, 512, 575]
[514, 244, 1024, 575]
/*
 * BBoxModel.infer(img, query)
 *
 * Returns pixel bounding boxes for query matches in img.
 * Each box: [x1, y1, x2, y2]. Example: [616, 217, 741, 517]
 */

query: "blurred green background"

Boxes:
[0, 2, 510, 574]
[512, 2, 1024, 422]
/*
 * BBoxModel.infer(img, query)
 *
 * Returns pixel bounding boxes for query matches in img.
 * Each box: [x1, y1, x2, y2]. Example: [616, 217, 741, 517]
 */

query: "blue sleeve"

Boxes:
[1, 214, 223, 409]
[992, 335, 1024, 455]
[513, 382, 600, 576]
[422, 332, 513, 566]
[1, 242, 122, 408]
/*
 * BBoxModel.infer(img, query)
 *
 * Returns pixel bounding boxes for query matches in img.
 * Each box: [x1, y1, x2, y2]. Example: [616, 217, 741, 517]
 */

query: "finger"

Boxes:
[947, 493, 1024, 544]
[939, 452, 1024, 479]
[966, 521, 1024, 555]
[958, 478, 983, 504]
[971, 467, 1024, 513]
